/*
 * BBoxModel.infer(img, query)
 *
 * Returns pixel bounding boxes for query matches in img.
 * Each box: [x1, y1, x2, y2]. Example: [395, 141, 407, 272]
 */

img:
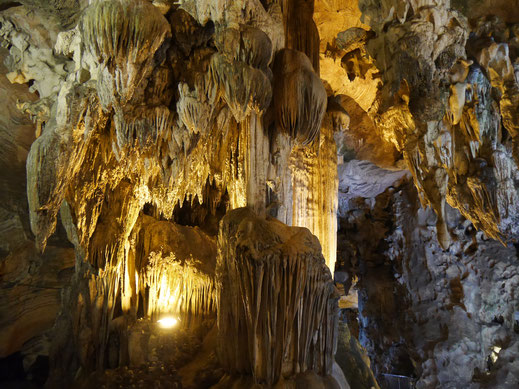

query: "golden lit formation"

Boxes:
[2, 0, 519, 388]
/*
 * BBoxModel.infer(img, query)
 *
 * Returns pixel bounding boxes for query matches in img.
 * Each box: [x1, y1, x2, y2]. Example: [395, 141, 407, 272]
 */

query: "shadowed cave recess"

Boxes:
[1, 0, 519, 388]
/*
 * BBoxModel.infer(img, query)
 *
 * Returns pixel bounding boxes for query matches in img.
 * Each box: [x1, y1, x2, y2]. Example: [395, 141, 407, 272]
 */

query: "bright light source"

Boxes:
[490, 346, 502, 363]
[157, 316, 178, 328]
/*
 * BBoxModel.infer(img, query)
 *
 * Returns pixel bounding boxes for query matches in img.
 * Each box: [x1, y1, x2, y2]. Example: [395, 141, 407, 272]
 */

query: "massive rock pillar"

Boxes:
[215, 207, 346, 388]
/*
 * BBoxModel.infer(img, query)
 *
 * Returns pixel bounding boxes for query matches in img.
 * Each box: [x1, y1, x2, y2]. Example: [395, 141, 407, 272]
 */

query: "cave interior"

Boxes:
[1, 0, 519, 388]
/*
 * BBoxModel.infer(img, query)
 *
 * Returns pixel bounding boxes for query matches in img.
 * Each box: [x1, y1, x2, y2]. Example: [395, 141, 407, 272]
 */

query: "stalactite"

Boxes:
[141, 252, 216, 322]
[210, 25, 273, 122]
[272, 48, 327, 146]
[177, 73, 218, 135]
[210, 54, 272, 122]
[277, 0, 321, 72]
[132, 215, 218, 324]
[214, 26, 273, 71]
[80, 0, 171, 106]
[112, 105, 175, 153]
[26, 88, 105, 251]
[87, 263, 122, 371]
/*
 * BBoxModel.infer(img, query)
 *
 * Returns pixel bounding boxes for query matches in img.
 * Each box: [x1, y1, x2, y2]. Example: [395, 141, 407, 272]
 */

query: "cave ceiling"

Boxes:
[1, 0, 519, 252]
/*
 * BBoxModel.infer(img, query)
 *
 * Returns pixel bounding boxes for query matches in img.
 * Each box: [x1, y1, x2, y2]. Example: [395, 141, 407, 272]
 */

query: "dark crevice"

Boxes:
[171, 184, 229, 236]
[0, 2, 22, 12]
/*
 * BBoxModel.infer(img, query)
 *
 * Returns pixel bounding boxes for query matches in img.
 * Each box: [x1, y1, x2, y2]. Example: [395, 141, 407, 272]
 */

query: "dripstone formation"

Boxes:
[1, 0, 519, 388]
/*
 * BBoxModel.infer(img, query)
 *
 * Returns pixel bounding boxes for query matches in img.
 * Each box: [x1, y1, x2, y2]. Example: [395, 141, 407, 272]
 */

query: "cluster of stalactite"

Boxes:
[132, 211, 216, 325]
[357, 0, 519, 246]
[48, 199, 220, 385]
[135, 216, 218, 323]
[3, 0, 344, 385]
[216, 208, 339, 387]
[25, 0, 338, 264]
[210, 25, 273, 122]
[141, 252, 216, 322]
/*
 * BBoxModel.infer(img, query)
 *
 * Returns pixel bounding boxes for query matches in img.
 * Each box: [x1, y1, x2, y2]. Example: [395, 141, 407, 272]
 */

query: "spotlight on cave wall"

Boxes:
[157, 316, 179, 329]
[490, 346, 502, 363]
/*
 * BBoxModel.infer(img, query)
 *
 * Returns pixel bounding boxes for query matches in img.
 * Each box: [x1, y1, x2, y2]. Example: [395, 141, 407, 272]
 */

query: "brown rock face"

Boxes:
[336, 160, 519, 389]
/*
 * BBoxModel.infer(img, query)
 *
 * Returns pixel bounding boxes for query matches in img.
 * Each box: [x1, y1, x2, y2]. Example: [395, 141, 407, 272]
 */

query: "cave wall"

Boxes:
[336, 160, 519, 389]
[0, 14, 75, 381]
[355, 0, 519, 248]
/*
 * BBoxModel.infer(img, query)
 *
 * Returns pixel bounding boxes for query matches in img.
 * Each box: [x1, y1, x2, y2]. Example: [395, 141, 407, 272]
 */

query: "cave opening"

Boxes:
[170, 184, 230, 236]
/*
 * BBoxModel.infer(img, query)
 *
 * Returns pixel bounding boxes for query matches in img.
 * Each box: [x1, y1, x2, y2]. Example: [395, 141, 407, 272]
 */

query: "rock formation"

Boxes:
[336, 159, 519, 389]
[0, 0, 343, 387]
[2, 0, 519, 388]
[216, 208, 344, 388]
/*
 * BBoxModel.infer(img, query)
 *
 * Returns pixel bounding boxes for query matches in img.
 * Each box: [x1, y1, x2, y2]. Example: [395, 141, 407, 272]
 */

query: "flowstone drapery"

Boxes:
[216, 208, 342, 388]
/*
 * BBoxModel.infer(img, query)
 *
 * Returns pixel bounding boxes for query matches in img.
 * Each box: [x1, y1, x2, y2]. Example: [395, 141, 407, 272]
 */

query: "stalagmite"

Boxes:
[215, 208, 342, 388]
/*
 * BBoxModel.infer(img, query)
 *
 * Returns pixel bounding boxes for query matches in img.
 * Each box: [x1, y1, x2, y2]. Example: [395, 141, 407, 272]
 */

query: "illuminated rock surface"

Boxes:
[216, 208, 343, 388]
[1, 0, 519, 388]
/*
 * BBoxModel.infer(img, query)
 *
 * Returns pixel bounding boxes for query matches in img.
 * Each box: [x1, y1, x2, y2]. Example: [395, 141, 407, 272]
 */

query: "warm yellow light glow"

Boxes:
[490, 346, 502, 363]
[157, 316, 178, 328]
[144, 253, 216, 319]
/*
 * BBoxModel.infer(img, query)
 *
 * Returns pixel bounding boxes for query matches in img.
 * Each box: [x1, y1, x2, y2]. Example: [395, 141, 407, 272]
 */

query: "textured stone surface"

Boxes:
[336, 160, 519, 389]
[4, 0, 519, 388]
[216, 207, 344, 387]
